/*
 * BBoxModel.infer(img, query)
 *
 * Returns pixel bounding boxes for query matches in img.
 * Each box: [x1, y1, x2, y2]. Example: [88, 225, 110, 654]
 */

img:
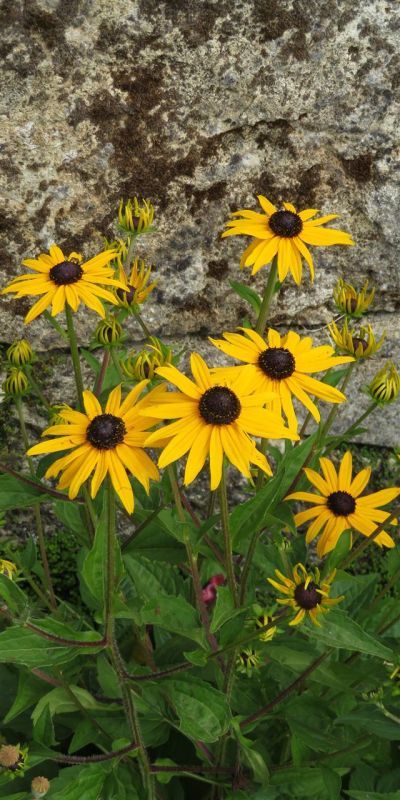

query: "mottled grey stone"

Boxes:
[0, 0, 399, 444]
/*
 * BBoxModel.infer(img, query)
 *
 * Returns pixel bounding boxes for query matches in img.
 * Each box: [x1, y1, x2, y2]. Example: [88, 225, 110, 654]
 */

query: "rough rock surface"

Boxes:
[0, 0, 399, 444]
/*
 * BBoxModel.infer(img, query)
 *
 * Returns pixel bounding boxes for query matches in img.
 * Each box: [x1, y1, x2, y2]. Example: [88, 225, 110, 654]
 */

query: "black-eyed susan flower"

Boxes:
[122, 338, 173, 382]
[236, 648, 262, 676]
[3, 368, 29, 397]
[222, 195, 354, 284]
[140, 353, 298, 489]
[118, 197, 154, 235]
[210, 327, 353, 431]
[6, 339, 34, 367]
[27, 383, 163, 514]
[115, 256, 157, 308]
[2, 245, 123, 324]
[286, 451, 400, 557]
[368, 362, 400, 405]
[268, 563, 342, 626]
[328, 319, 385, 359]
[0, 744, 28, 777]
[333, 278, 375, 318]
[0, 559, 17, 580]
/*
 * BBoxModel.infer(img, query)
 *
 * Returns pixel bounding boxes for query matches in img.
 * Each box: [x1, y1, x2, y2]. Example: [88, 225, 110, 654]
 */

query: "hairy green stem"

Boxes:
[15, 397, 56, 610]
[110, 347, 124, 381]
[239, 528, 262, 604]
[255, 255, 278, 335]
[65, 303, 85, 410]
[133, 308, 152, 338]
[325, 400, 378, 453]
[105, 481, 116, 644]
[93, 349, 110, 396]
[219, 467, 239, 607]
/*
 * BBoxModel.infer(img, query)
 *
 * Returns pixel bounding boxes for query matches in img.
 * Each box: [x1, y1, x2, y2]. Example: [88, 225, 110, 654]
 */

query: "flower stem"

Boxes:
[318, 361, 356, 443]
[110, 347, 124, 382]
[93, 349, 110, 396]
[255, 255, 278, 335]
[105, 480, 116, 645]
[65, 302, 84, 411]
[15, 397, 57, 610]
[133, 308, 152, 338]
[325, 400, 378, 453]
[219, 466, 239, 607]
[239, 528, 262, 604]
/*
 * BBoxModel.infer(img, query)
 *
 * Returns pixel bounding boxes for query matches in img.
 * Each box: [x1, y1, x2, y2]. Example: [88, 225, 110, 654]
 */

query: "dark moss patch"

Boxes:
[341, 153, 374, 183]
[253, 0, 309, 43]
[207, 259, 229, 279]
[296, 164, 322, 207]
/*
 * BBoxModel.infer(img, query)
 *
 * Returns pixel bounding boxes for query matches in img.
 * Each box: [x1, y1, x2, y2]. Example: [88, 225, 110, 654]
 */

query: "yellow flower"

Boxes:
[210, 327, 353, 431]
[333, 278, 375, 318]
[2, 245, 123, 324]
[328, 319, 385, 359]
[141, 353, 298, 489]
[118, 198, 154, 235]
[122, 338, 173, 382]
[286, 451, 400, 557]
[268, 563, 343, 626]
[3, 368, 29, 397]
[27, 383, 162, 514]
[368, 362, 400, 405]
[6, 339, 34, 366]
[236, 648, 262, 675]
[0, 559, 17, 580]
[116, 257, 157, 308]
[222, 195, 354, 284]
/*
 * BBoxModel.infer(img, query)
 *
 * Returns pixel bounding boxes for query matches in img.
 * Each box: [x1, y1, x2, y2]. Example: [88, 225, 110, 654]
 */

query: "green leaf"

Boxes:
[210, 586, 246, 632]
[321, 766, 342, 799]
[124, 554, 179, 599]
[0, 574, 28, 615]
[305, 610, 393, 660]
[32, 685, 99, 726]
[4, 671, 44, 723]
[140, 595, 206, 647]
[123, 523, 184, 563]
[33, 702, 56, 745]
[0, 624, 103, 668]
[165, 677, 230, 742]
[18, 536, 37, 570]
[346, 793, 400, 800]
[0, 474, 49, 510]
[80, 347, 101, 375]
[54, 500, 88, 540]
[230, 280, 262, 313]
[81, 507, 124, 608]
[43, 763, 112, 800]
[241, 746, 270, 785]
[336, 706, 400, 740]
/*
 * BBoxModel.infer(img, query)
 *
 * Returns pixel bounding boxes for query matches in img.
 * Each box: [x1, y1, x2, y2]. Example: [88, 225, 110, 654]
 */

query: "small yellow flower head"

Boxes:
[31, 776, 50, 798]
[268, 563, 343, 626]
[116, 257, 157, 309]
[94, 316, 123, 347]
[122, 338, 172, 382]
[328, 318, 385, 359]
[368, 362, 400, 406]
[0, 559, 17, 580]
[3, 367, 29, 397]
[0, 744, 27, 776]
[333, 278, 375, 318]
[6, 339, 34, 367]
[236, 648, 262, 676]
[118, 197, 155, 235]
[256, 613, 277, 642]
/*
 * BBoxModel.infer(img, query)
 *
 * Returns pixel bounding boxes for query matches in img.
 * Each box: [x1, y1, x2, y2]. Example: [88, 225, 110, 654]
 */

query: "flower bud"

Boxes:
[368, 362, 400, 405]
[236, 648, 262, 676]
[6, 339, 34, 366]
[94, 316, 123, 347]
[328, 319, 385, 359]
[122, 338, 172, 382]
[31, 776, 50, 798]
[3, 368, 29, 397]
[115, 258, 157, 309]
[256, 613, 277, 642]
[333, 278, 375, 318]
[118, 197, 154, 235]
[0, 559, 17, 580]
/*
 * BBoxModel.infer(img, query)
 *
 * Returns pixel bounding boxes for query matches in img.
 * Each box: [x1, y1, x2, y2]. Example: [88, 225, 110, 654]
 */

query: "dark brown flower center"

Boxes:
[294, 581, 322, 610]
[49, 260, 83, 286]
[349, 298, 358, 313]
[199, 386, 241, 425]
[269, 210, 303, 238]
[117, 286, 136, 304]
[86, 413, 126, 449]
[351, 336, 368, 353]
[258, 347, 295, 380]
[327, 490, 356, 516]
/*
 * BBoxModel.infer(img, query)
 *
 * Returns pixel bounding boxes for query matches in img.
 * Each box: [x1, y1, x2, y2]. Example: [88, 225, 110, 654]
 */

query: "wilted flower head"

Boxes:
[236, 648, 262, 676]
[368, 362, 400, 406]
[6, 339, 34, 367]
[122, 338, 173, 382]
[328, 318, 385, 359]
[3, 368, 29, 397]
[118, 198, 154, 235]
[31, 776, 50, 798]
[94, 316, 123, 347]
[333, 278, 375, 318]
[0, 559, 17, 580]
[0, 744, 27, 777]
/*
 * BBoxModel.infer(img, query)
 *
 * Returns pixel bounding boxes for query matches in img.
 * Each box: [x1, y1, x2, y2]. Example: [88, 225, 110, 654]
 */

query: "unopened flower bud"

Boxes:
[3, 368, 29, 397]
[31, 776, 50, 798]
[122, 338, 172, 382]
[0, 559, 17, 580]
[236, 648, 262, 676]
[94, 317, 123, 347]
[256, 613, 277, 642]
[7, 339, 34, 366]
[118, 197, 154, 235]
[368, 362, 400, 405]
[328, 319, 385, 359]
[333, 278, 375, 318]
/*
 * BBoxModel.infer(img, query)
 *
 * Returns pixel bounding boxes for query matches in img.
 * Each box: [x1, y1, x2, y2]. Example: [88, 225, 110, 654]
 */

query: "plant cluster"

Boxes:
[0, 194, 399, 800]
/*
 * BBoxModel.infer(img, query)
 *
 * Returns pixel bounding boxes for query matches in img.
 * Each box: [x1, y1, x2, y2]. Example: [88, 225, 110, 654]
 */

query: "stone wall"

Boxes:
[0, 0, 399, 444]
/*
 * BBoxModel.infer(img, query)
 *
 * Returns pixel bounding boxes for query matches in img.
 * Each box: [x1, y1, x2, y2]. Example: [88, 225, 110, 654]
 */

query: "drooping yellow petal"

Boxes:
[108, 450, 134, 514]
[209, 427, 223, 490]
